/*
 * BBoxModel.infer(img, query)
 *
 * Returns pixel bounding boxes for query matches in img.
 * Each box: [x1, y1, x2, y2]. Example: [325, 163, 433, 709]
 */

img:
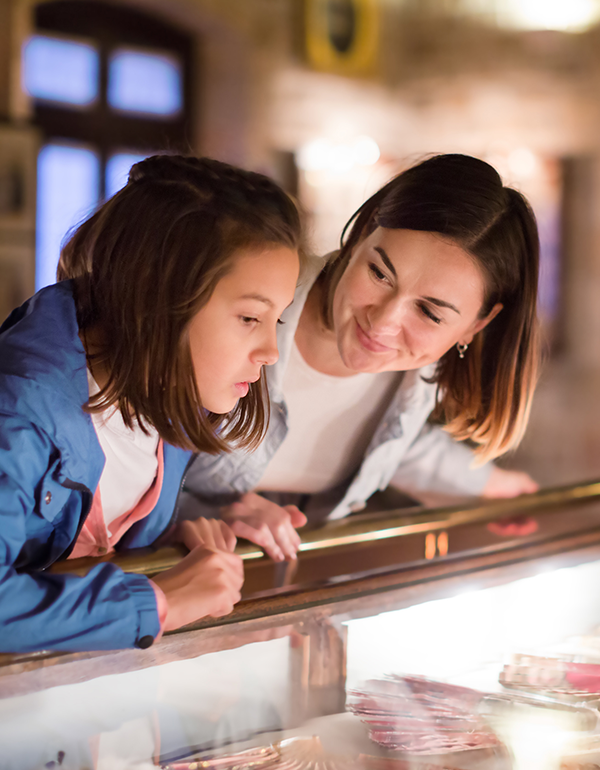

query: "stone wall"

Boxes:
[2, 0, 600, 372]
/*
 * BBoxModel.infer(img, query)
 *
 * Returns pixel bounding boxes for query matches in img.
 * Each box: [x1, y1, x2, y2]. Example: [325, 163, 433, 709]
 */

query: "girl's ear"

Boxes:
[462, 302, 503, 344]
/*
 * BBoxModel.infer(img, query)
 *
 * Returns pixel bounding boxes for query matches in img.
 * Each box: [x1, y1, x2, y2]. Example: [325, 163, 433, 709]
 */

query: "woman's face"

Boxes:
[189, 244, 299, 413]
[332, 227, 500, 374]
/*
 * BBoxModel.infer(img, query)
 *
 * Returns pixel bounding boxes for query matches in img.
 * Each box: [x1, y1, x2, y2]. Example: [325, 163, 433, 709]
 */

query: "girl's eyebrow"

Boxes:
[240, 293, 274, 308]
[374, 246, 460, 315]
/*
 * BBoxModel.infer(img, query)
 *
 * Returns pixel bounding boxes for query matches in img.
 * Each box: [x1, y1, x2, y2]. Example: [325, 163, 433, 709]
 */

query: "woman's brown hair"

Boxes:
[317, 153, 540, 464]
[57, 154, 303, 454]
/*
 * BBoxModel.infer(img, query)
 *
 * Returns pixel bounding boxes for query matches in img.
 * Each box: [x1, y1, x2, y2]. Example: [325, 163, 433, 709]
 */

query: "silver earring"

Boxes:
[457, 342, 468, 359]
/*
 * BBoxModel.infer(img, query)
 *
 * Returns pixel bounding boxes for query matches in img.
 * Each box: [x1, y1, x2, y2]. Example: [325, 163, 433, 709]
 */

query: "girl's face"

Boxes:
[332, 227, 502, 374]
[189, 245, 299, 413]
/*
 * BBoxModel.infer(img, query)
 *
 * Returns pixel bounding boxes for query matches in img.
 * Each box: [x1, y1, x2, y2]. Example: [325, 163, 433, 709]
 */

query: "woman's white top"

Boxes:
[258, 342, 400, 494]
[87, 370, 159, 525]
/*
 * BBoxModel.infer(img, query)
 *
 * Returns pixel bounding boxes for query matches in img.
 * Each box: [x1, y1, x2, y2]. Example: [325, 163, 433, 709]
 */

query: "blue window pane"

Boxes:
[108, 49, 182, 116]
[36, 144, 100, 290]
[22, 35, 98, 106]
[105, 152, 149, 199]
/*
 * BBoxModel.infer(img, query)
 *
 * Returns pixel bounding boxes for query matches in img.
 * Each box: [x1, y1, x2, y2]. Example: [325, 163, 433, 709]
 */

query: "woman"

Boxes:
[181, 154, 540, 562]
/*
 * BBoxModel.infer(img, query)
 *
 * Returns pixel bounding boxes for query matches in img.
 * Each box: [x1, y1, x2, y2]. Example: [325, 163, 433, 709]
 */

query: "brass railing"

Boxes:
[49, 478, 600, 577]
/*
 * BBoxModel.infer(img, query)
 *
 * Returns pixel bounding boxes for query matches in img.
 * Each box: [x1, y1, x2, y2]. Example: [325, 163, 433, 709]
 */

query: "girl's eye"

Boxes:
[368, 262, 388, 283]
[277, 319, 286, 326]
[240, 316, 259, 326]
[420, 304, 442, 325]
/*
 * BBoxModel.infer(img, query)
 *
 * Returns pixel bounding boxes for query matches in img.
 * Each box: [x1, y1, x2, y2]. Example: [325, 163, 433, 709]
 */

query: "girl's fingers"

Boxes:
[178, 520, 207, 550]
[206, 519, 227, 551]
[220, 520, 237, 552]
[178, 518, 236, 552]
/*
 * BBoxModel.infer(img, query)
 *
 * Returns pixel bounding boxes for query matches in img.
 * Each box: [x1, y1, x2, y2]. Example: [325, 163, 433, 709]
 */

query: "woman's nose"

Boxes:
[368, 298, 405, 333]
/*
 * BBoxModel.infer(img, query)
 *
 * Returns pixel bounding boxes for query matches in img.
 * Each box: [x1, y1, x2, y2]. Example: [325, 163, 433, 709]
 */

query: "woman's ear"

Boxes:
[463, 302, 504, 344]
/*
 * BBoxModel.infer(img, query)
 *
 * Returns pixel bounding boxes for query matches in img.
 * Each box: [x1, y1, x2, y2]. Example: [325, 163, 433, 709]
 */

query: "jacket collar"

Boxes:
[0, 281, 105, 487]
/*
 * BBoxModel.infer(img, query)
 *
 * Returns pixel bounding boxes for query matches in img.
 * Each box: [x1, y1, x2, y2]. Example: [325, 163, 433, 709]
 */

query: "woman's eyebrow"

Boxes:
[240, 293, 274, 308]
[374, 246, 396, 276]
[424, 296, 461, 314]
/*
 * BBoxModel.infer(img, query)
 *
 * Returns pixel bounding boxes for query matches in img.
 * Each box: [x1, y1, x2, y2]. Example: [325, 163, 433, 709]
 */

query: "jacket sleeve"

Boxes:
[0, 414, 160, 653]
[389, 421, 493, 497]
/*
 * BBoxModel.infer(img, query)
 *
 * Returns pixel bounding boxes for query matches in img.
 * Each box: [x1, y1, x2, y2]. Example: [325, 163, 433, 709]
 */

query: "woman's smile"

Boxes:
[354, 319, 397, 354]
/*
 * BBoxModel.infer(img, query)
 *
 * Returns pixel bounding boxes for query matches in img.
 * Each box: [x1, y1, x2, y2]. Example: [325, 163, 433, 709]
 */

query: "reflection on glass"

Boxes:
[22, 35, 99, 106]
[108, 49, 182, 116]
[345, 559, 600, 687]
[36, 144, 99, 290]
[106, 152, 149, 198]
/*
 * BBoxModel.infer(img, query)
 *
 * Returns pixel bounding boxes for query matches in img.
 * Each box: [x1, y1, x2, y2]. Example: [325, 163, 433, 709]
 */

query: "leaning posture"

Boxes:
[181, 154, 540, 561]
[0, 154, 301, 651]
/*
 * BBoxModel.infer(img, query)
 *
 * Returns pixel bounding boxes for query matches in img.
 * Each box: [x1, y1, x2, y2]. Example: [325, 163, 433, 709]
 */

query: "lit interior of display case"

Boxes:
[4, 533, 600, 769]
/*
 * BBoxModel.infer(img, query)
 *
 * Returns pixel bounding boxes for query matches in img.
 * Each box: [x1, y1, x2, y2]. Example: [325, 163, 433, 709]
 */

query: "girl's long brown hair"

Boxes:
[57, 154, 303, 455]
[317, 154, 540, 464]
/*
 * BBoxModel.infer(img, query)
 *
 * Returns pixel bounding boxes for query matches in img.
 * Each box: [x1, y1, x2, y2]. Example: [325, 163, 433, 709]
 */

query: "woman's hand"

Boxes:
[481, 466, 539, 498]
[153, 545, 244, 631]
[487, 515, 539, 537]
[482, 467, 540, 537]
[221, 492, 307, 562]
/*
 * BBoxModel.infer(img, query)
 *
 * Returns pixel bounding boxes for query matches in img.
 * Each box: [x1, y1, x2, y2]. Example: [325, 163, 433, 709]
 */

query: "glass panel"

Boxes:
[22, 34, 98, 106]
[108, 49, 182, 116]
[345, 559, 600, 687]
[105, 152, 149, 199]
[36, 144, 99, 290]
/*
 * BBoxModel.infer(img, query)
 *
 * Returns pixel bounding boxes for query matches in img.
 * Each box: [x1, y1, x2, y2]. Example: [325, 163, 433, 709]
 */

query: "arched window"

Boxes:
[22, 0, 194, 288]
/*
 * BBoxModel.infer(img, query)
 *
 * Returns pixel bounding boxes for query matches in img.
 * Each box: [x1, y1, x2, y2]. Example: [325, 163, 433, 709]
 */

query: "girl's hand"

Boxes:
[221, 492, 307, 562]
[174, 517, 237, 552]
[481, 466, 539, 499]
[153, 545, 244, 631]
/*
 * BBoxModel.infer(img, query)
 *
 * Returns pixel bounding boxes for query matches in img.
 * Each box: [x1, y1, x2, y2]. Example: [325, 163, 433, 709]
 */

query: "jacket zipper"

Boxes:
[167, 454, 197, 533]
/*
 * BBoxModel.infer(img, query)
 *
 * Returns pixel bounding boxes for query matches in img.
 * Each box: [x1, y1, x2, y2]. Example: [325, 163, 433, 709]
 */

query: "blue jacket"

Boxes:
[0, 282, 192, 652]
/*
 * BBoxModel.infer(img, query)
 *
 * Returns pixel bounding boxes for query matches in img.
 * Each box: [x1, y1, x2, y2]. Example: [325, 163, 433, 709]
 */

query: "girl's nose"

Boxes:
[253, 332, 279, 366]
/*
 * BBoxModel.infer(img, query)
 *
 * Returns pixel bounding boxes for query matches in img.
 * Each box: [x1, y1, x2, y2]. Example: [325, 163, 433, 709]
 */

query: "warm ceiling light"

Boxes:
[503, 0, 600, 32]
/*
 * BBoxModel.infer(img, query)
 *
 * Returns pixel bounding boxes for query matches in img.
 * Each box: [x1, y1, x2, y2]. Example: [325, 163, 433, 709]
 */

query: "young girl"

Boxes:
[181, 154, 541, 561]
[0, 154, 302, 652]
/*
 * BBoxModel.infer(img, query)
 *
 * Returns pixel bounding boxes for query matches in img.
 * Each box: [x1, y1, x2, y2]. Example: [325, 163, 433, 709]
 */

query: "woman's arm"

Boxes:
[389, 422, 536, 500]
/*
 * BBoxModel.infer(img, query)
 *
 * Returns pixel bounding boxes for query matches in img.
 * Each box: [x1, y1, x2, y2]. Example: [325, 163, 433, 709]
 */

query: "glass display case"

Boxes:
[4, 481, 600, 770]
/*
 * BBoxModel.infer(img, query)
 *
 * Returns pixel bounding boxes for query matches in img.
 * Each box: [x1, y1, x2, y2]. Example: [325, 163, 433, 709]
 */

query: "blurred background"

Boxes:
[0, 0, 598, 489]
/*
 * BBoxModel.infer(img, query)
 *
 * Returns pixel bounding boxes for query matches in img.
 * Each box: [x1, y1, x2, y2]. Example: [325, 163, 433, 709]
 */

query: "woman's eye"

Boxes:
[420, 304, 442, 325]
[240, 316, 259, 326]
[368, 262, 388, 282]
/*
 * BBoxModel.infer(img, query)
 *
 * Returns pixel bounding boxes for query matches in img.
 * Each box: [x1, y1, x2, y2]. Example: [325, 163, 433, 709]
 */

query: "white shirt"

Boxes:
[258, 342, 400, 494]
[87, 370, 159, 525]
